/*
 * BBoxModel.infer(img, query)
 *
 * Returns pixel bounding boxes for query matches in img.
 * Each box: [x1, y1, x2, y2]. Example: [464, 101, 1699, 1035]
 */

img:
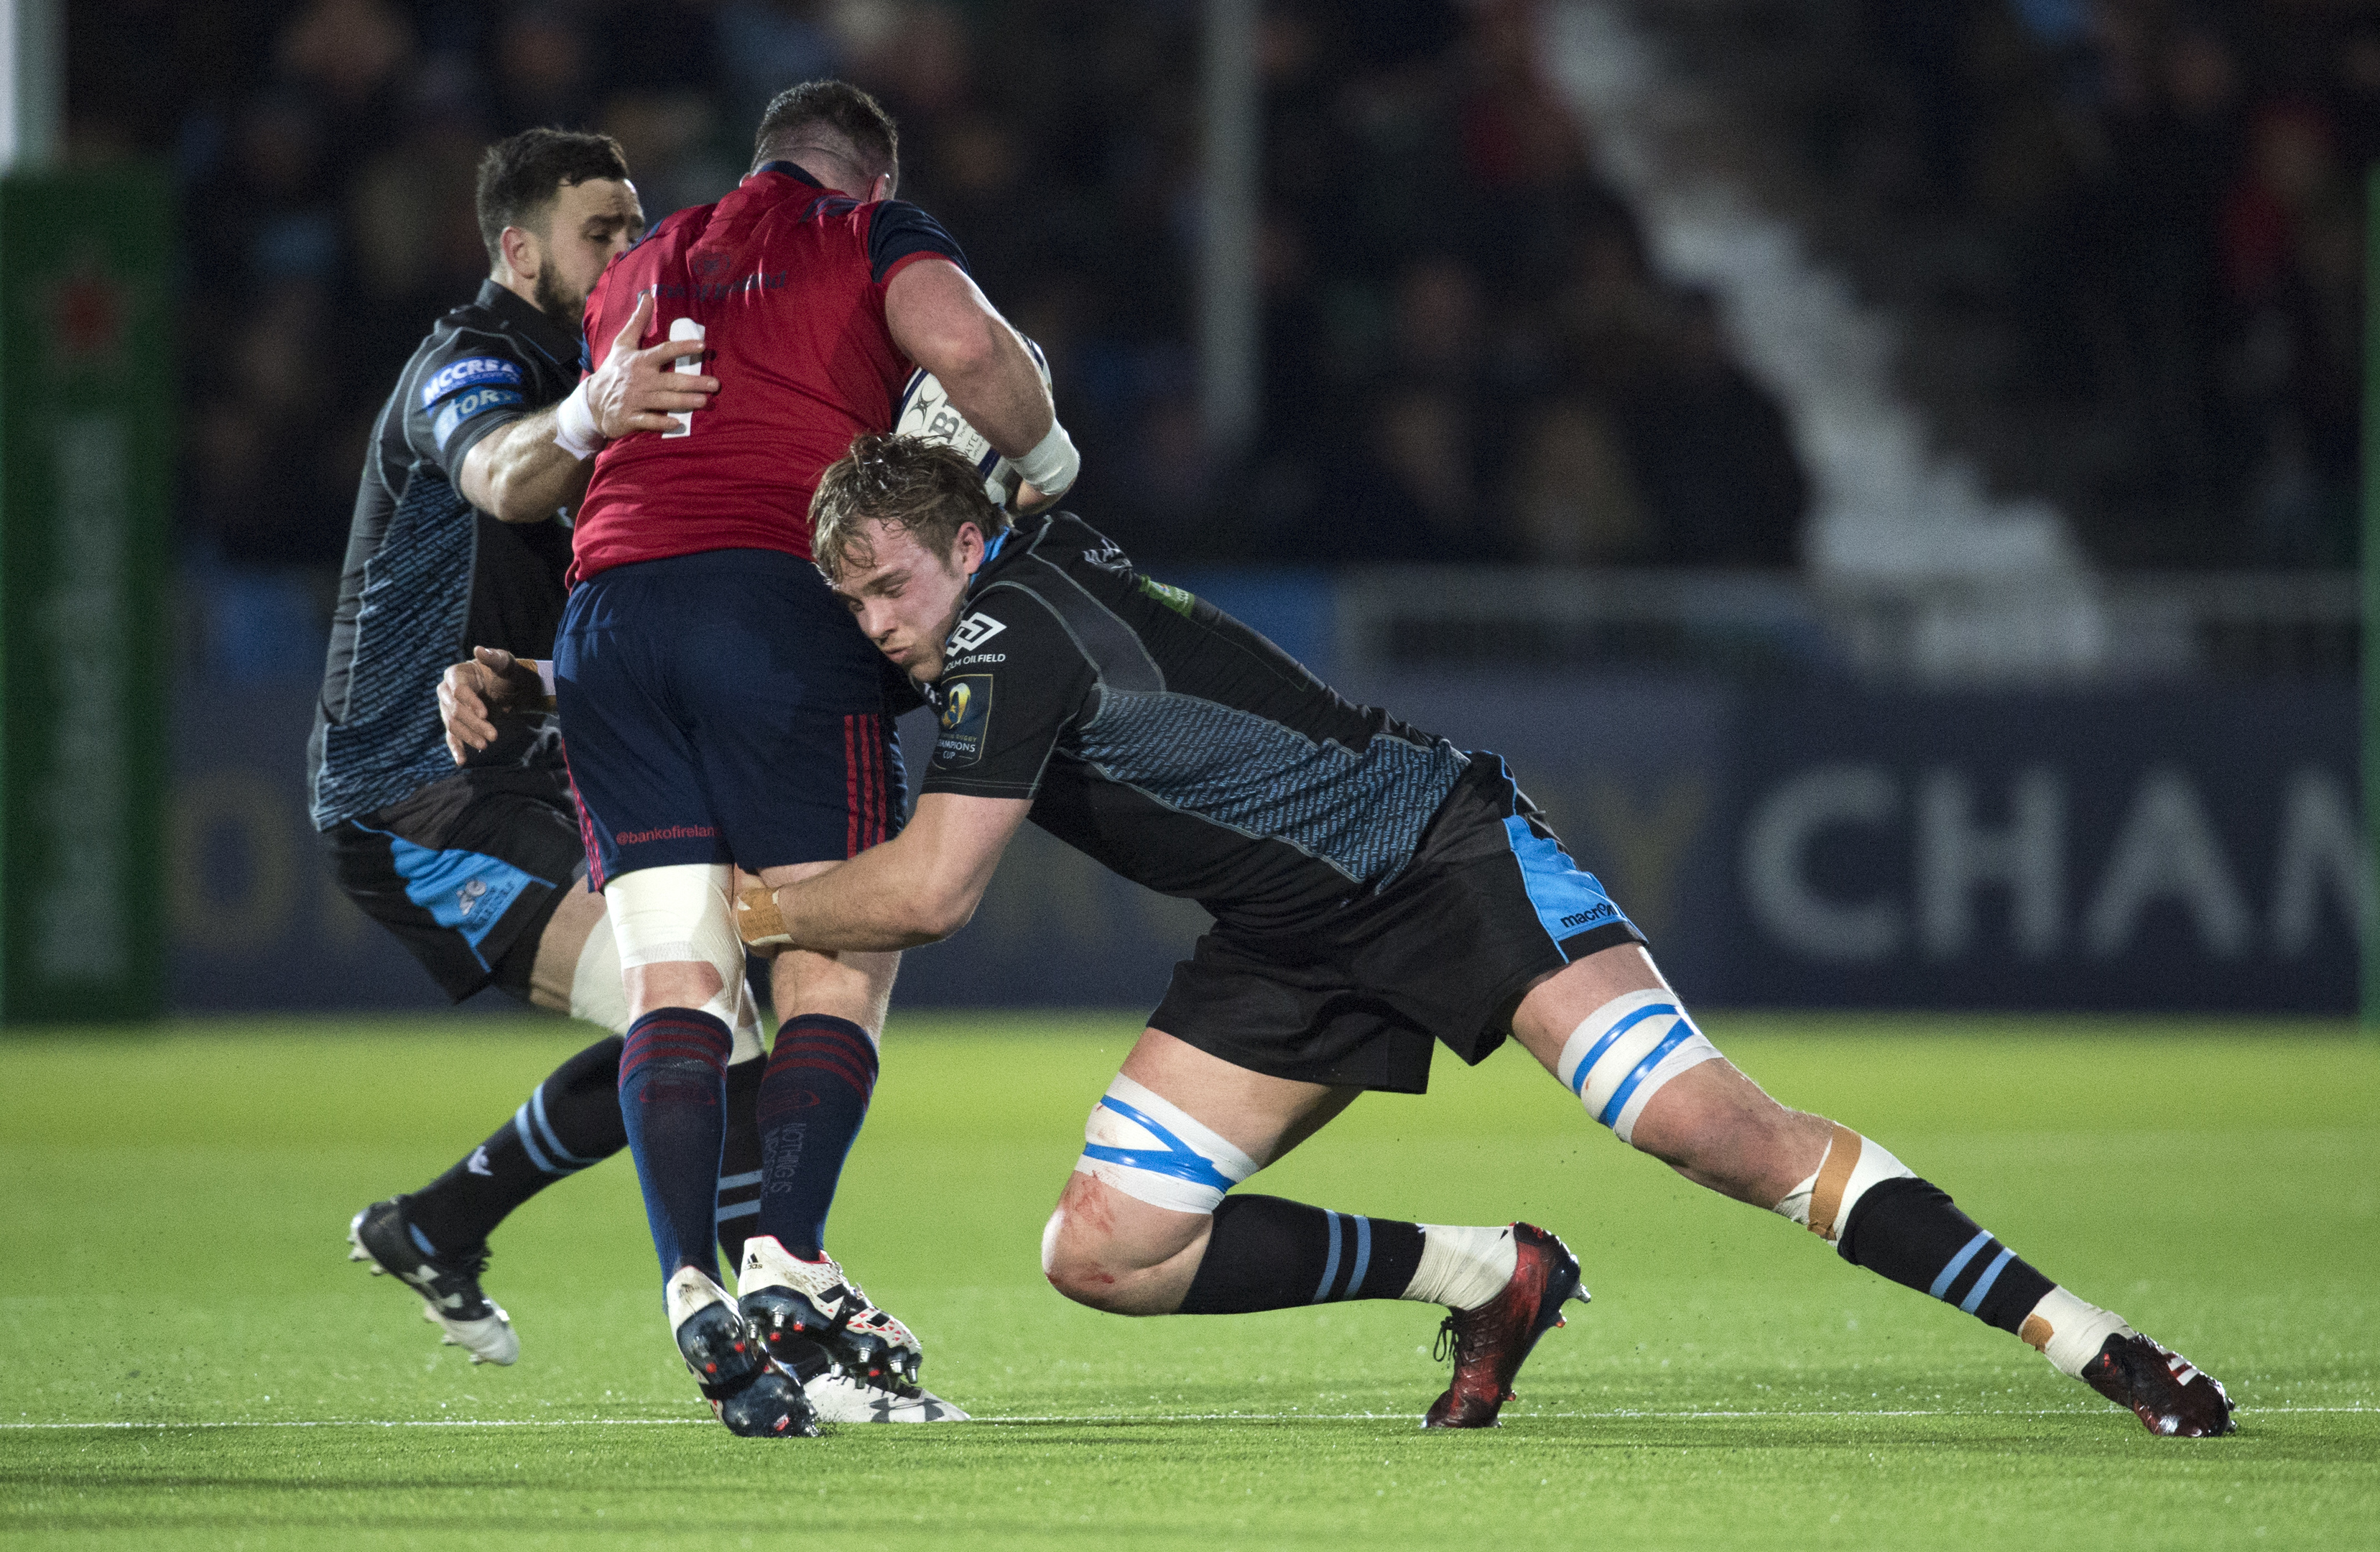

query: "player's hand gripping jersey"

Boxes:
[570, 163, 966, 578]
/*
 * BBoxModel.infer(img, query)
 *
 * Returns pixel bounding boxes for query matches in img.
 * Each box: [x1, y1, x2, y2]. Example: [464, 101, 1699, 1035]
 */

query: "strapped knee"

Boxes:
[1555, 989, 1725, 1145]
[602, 864, 753, 1046]
[1073, 1074, 1256, 1216]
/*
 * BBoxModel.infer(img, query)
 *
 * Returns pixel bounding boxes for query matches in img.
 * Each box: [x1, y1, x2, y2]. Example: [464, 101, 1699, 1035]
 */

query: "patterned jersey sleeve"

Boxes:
[920, 588, 1093, 800]
[405, 332, 535, 479]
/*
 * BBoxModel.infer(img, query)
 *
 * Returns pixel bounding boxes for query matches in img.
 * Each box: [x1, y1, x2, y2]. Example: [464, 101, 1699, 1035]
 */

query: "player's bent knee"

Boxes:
[1071, 1074, 1256, 1216]
[1039, 1206, 1136, 1312]
[1039, 1190, 1196, 1316]
[1555, 989, 1726, 1146]
[603, 863, 745, 1027]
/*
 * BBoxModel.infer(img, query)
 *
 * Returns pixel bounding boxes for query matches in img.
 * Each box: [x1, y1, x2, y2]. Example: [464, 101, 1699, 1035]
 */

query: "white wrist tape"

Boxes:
[1073, 1073, 1254, 1215]
[1772, 1124, 1914, 1243]
[1555, 989, 1723, 1145]
[1011, 419, 1080, 496]
[554, 379, 603, 461]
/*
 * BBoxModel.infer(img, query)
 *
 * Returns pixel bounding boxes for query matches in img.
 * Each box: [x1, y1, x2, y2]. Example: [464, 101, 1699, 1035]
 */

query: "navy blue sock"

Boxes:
[754, 1015, 878, 1260]
[619, 1009, 732, 1285]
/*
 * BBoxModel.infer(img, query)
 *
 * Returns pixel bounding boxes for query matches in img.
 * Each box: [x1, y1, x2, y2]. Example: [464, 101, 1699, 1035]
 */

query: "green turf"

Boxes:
[3, 1013, 2375, 1549]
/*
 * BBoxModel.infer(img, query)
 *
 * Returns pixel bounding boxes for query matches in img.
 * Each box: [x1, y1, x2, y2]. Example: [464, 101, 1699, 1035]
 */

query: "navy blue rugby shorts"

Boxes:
[555, 548, 908, 887]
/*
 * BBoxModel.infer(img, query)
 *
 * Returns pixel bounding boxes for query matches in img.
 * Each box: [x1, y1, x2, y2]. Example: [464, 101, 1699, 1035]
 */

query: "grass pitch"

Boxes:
[3, 1013, 2375, 1550]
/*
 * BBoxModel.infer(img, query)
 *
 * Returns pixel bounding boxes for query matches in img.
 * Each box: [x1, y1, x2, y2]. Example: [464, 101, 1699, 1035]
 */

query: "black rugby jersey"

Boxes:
[309, 280, 581, 830]
[921, 512, 1468, 932]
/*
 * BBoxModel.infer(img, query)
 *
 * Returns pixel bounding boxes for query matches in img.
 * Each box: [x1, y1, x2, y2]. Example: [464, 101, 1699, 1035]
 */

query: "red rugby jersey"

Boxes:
[570, 162, 967, 580]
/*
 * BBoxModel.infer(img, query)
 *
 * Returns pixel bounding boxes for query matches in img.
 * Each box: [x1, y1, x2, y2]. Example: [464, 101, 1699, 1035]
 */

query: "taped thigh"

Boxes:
[1555, 989, 1725, 1145]
[602, 862, 744, 1030]
[1073, 1073, 1256, 1216]
[568, 909, 630, 1035]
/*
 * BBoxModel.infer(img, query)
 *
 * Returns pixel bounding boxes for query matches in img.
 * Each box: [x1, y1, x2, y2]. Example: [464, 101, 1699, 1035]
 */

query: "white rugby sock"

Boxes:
[2021, 1285, 2134, 1378]
[1772, 1125, 1915, 1243]
[1399, 1224, 1517, 1311]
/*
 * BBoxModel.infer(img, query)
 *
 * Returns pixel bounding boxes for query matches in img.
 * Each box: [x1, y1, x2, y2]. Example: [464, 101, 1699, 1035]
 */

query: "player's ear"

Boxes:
[499, 223, 538, 283]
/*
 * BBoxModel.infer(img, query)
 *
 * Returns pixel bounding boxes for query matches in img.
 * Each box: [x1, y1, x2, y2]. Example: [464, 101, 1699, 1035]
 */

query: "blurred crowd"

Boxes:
[64, 0, 1806, 576]
[1801, 0, 2376, 566]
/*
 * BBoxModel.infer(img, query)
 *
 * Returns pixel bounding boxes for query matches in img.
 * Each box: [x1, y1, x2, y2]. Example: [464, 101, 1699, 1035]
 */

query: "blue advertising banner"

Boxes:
[161, 673, 2361, 1016]
[1718, 685, 2361, 1012]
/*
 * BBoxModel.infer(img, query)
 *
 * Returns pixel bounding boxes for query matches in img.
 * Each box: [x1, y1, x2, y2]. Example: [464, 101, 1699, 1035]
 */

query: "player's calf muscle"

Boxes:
[1629, 1064, 1832, 1206]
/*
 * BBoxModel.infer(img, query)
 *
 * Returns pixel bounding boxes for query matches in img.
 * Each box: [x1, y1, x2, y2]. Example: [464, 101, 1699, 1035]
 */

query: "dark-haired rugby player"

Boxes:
[724, 433, 2234, 1437]
[542, 80, 1072, 1436]
[316, 127, 791, 1387]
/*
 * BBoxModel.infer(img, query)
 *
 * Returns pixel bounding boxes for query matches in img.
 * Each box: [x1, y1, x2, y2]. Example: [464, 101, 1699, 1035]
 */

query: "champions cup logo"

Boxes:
[940, 682, 973, 729]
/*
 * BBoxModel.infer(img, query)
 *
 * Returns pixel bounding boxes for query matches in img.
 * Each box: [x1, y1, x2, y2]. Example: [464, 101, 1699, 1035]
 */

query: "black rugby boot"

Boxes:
[346, 1197, 518, 1366]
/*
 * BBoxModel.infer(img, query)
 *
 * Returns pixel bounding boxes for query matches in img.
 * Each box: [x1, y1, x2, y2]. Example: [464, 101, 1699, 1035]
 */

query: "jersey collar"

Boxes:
[751, 160, 826, 189]
[476, 277, 581, 370]
[967, 519, 1030, 596]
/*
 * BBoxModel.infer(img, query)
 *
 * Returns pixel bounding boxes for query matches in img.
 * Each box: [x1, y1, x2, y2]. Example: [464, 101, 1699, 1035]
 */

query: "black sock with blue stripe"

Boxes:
[1177, 1195, 1426, 1314]
[1836, 1178, 2055, 1335]
[404, 1033, 626, 1257]
[715, 1056, 764, 1267]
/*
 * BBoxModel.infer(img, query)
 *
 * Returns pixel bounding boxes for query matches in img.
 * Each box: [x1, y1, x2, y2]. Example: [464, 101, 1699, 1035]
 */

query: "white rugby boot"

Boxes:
[736, 1234, 961, 1417]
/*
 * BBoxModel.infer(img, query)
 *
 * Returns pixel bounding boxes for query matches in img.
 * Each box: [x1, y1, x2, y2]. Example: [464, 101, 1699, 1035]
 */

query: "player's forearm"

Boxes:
[774, 841, 971, 951]
[886, 262, 1052, 457]
[930, 323, 1053, 459]
[460, 410, 593, 524]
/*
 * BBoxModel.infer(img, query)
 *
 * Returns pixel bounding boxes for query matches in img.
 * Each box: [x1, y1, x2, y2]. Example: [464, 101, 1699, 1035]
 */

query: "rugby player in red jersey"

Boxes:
[550, 80, 1074, 1436]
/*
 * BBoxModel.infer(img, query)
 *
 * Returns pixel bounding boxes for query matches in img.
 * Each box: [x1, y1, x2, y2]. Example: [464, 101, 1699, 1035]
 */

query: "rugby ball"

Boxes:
[892, 335, 1053, 508]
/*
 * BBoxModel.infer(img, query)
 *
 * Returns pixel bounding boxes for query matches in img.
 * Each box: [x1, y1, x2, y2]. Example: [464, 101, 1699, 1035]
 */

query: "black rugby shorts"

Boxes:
[1148, 754, 1646, 1094]
[321, 764, 587, 1002]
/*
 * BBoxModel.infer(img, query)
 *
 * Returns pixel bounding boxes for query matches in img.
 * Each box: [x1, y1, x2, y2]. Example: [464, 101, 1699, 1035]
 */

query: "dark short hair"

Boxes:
[753, 80, 899, 179]
[474, 128, 631, 267]
[811, 433, 1008, 581]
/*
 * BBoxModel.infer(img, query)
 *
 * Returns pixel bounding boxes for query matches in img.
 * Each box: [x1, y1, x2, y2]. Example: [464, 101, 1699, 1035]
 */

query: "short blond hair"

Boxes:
[810, 433, 1009, 581]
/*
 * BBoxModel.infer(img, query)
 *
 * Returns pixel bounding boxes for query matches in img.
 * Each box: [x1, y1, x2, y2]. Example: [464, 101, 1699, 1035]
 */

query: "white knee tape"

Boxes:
[1073, 1073, 1256, 1216]
[568, 907, 630, 1035]
[603, 863, 744, 1028]
[1555, 989, 1724, 1146]
[1772, 1125, 1915, 1243]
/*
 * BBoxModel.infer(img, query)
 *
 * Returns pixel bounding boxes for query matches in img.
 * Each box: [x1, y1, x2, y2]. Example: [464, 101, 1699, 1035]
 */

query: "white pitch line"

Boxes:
[3, 1405, 2371, 1430]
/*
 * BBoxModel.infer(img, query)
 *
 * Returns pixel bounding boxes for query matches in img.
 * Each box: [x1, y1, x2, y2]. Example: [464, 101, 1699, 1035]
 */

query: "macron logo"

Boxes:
[947, 612, 1007, 653]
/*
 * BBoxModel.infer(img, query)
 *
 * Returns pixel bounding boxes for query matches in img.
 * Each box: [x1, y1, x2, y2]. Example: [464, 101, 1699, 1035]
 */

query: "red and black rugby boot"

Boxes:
[2081, 1332, 2236, 1437]
[1422, 1222, 1587, 1429]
